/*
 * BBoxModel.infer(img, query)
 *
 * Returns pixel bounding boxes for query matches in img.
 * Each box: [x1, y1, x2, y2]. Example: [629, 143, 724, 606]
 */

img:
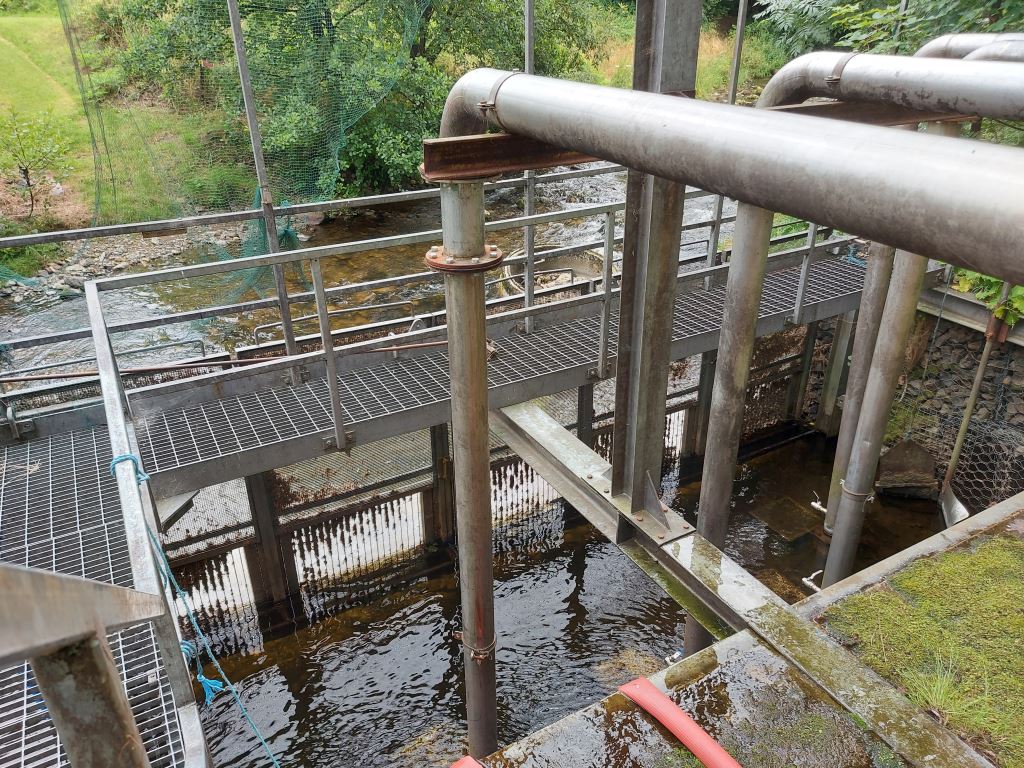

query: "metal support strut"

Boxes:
[429, 181, 501, 758]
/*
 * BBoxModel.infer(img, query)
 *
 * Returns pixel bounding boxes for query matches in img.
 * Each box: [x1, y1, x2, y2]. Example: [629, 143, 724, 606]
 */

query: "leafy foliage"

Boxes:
[758, 0, 1024, 57]
[0, 110, 72, 217]
[755, 0, 838, 57]
[952, 270, 1024, 327]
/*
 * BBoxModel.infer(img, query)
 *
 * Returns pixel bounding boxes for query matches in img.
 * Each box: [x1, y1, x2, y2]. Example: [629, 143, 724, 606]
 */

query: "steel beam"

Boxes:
[0, 564, 164, 667]
[815, 310, 856, 437]
[421, 134, 594, 181]
[32, 633, 152, 768]
[243, 472, 300, 604]
[611, 0, 701, 509]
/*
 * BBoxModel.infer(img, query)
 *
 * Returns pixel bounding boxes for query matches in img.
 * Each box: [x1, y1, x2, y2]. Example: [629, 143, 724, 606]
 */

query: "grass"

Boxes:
[824, 535, 1024, 766]
[0, 5, 230, 226]
[595, 20, 787, 102]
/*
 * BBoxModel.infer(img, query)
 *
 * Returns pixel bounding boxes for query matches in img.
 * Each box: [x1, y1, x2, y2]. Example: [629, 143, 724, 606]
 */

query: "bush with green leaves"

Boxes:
[0, 110, 72, 217]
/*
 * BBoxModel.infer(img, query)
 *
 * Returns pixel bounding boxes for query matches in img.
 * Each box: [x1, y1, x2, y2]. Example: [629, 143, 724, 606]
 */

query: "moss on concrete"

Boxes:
[824, 535, 1024, 767]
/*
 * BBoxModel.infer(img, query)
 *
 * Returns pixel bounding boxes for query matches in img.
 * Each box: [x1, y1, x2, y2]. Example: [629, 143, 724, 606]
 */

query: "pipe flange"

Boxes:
[425, 244, 504, 273]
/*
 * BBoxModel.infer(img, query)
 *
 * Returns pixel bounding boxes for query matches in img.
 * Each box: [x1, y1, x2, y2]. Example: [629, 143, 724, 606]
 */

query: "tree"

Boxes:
[0, 111, 72, 217]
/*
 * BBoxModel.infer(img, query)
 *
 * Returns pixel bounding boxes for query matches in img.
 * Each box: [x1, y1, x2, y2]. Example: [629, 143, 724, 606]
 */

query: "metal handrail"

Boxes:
[252, 301, 413, 344]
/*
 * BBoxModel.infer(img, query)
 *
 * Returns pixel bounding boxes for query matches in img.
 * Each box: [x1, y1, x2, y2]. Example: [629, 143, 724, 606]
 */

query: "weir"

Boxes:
[0, 11, 1023, 768]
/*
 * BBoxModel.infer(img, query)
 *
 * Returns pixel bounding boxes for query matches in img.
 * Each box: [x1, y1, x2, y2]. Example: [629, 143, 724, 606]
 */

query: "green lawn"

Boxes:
[0, 10, 224, 224]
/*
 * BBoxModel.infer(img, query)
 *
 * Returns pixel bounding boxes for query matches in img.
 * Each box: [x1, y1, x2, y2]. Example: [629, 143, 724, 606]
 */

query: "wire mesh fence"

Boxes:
[891, 319, 1024, 513]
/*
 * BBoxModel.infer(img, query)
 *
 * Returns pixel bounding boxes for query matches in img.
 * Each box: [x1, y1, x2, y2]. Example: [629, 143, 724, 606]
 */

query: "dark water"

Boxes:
[671, 433, 945, 601]
[197, 434, 945, 767]
[202, 503, 688, 768]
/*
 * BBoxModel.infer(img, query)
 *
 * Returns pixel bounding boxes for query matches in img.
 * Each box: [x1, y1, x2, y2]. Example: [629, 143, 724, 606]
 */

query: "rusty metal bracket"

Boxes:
[422, 133, 597, 182]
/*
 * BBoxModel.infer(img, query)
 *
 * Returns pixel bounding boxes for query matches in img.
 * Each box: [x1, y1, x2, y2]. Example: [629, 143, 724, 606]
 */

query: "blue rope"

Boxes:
[109, 454, 150, 484]
[145, 524, 283, 767]
[110, 454, 282, 767]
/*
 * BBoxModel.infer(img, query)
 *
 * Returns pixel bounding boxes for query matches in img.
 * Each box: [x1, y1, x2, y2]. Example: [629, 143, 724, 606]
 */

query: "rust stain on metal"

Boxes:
[421, 133, 596, 182]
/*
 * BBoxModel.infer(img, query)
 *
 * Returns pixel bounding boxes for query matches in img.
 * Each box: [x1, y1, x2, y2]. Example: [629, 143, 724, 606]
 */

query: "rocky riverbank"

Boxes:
[0, 224, 248, 307]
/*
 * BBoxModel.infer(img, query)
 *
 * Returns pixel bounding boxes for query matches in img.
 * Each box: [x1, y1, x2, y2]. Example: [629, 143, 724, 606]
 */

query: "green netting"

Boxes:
[47, 0, 429, 316]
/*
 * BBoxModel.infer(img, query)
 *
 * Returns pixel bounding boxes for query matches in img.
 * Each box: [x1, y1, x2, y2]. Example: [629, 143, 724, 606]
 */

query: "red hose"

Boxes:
[451, 757, 484, 768]
[618, 678, 742, 768]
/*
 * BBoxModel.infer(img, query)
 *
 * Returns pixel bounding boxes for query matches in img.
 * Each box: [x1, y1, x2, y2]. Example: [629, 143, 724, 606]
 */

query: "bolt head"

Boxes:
[472, 257, 480, 263]
[445, 257, 454, 264]
[657, 532, 665, 540]
[586, 473, 593, 479]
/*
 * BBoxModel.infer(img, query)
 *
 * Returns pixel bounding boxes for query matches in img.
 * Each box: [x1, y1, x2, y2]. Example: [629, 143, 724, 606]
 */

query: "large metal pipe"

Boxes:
[756, 51, 1024, 118]
[823, 243, 895, 532]
[964, 41, 1024, 62]
[436, 181, 498, 757]
[915, 32, 1024, 59]
[695, 203, 773, 547]
[822, 249, 928, 586]
[438, 69, 1024, 282]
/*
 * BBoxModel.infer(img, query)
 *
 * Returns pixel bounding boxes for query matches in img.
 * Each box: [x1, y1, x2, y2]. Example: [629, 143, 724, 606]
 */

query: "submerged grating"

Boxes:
[0, 430, 186, 768]
[136, 257, 865, 479]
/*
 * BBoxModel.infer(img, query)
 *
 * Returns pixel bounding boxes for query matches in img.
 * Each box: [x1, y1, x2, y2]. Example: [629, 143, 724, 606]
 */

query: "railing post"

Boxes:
[522, 0, 537, 334]
[786, 320, 818, 420]
[792, 223, 817, 324]
[32, 631, 152, 768]
[816, 310, 856, 437]
[310, 257, 350, 452]
[226, 0, 299, 379]
[428, 180, 500, 758]
[597, 210, 615, 379]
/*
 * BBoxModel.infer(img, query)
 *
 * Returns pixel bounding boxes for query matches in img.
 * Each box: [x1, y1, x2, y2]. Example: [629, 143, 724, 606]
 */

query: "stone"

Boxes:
[876, 439, 939, 500]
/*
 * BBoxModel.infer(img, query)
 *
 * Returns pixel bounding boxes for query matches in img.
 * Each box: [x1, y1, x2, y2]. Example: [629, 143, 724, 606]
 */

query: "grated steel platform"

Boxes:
[0, 430, 186, 768]
[136, 256, 867, 496]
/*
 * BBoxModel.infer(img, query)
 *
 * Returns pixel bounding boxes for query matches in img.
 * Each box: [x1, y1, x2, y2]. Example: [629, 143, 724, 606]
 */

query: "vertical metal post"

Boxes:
[787, 320, 818, 420]
[611, 0, 701, 507]
[431, 180, 498, 758]
[576, 384, 595, 447]
[824, 243, 896, 531]
[792, 223, 817, 324]
[597, 211, 615, 378]
[694, 203, 773, 548]
[816, 310, 856, 437]
[32, 632, 151, 768]
[823, 248, 928, 586]
[704, 0, 750, 272]
[226, 0, 298, 372]
[523, 0, 537, 333]
[425, 423, 457, 544]
[244, 472, 299, 603]
[310, 257, 349, 451]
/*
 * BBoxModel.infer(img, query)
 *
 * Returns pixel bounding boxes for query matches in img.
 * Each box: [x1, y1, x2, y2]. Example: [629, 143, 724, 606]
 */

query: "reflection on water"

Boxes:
[202, 503, 687, 768]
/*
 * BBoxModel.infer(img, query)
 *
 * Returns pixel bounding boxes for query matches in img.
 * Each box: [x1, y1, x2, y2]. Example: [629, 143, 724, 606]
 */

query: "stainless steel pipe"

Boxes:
[695, 204, 773, 547]
[823, 243, 895, 532]
[437, 181, 498, 757]
[439, 69, 1024, 282]
[757, 51, 1024, 118]
[915, 32, 1024, 59]
[964, 41, 1024, 63]
[822, 248, 928, 586]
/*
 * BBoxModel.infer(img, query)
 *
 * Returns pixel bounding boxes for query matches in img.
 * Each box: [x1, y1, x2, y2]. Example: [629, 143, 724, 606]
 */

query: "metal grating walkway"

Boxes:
[136, 256, 866, 491]
[0, 430, 186, 768]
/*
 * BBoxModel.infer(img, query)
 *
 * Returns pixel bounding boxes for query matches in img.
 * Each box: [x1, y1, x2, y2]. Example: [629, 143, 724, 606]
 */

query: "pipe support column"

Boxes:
[695, 203, 774, 548]
[824, 243, 896, 532]
[433, 181, 498, 758]
[823, 249, 928, 586]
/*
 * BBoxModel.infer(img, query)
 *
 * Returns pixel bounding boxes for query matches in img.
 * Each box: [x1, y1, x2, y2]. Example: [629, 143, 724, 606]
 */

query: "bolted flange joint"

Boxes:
[425, 244, 504, 273]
